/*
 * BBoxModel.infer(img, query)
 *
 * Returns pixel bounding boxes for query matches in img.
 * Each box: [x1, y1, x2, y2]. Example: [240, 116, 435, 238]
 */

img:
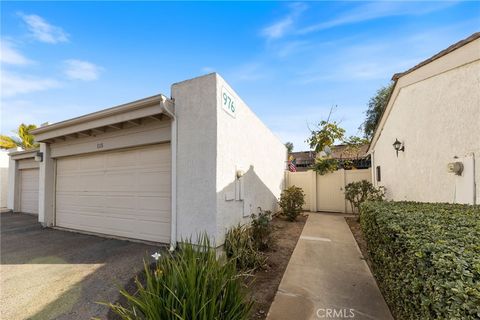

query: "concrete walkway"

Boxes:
[267, 212, 393, 320]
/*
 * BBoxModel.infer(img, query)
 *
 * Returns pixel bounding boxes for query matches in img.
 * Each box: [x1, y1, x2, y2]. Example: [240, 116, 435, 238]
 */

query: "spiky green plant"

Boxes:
[105, 235, 252, 320]
[224, 224, 267, 271]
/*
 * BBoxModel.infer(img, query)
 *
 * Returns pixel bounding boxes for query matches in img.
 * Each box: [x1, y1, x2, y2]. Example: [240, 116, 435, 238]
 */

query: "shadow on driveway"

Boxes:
[1, 212, 166, 320]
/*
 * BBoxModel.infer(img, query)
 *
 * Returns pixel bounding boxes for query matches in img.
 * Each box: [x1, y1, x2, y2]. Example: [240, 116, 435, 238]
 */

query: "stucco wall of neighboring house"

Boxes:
[172, 74, 219, 244]
[214, 74, 286, 244]
[372, 54, 480, 203]
[0, 150, 9, 208]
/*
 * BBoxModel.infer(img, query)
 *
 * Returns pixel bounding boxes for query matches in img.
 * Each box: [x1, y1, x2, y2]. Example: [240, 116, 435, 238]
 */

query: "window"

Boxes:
[376, 166, 381, 182]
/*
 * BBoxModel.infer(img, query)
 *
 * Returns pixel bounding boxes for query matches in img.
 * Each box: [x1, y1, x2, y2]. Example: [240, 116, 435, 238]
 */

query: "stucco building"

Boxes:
[368, 32, 480, 205]
[7, 73, 286, 247]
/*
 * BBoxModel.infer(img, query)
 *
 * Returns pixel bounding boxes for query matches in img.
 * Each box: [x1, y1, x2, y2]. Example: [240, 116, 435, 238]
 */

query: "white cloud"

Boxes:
[261, 3, 307, 40]
[0, 99, 89, 133]
[262, 17, 294, 40]
[0, 39, 33, 65]
[63, 59, 102, 81]
[19, 13, 69, 44]
[298, 2, 457, 34]
[227, 62, 268, 82]
[265, 105, 365, 151]
[201, 66, 215, 73]
[1, 71, 61, 98]
[295, 23, 473, 85]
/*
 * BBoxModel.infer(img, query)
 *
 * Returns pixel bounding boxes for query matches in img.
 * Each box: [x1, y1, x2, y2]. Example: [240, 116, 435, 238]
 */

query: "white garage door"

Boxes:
[19, 168, 39, 214]
[55, 144, 171, 243]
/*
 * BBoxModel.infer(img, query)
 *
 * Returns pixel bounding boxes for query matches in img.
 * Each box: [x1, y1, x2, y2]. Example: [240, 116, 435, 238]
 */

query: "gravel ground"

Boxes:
[1, 212, 165, 320]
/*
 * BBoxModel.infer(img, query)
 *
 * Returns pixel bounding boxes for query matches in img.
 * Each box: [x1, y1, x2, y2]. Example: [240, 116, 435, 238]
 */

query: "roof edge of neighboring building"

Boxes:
[367, 32, 480, 154]
[31, 94, 167, 135]
[8, 148, 39, 159]
[391, 32, 480, 81]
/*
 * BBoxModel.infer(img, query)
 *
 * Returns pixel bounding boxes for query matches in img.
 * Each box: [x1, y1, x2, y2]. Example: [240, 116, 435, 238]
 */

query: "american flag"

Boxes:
[288, 155, 297, 172]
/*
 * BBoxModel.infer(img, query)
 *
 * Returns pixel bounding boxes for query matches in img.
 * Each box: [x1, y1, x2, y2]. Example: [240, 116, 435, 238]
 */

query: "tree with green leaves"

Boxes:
[306, 106, 345, 153]
[361, 83, 394, 140]
[343, 135, 369, 158]
[0, 123, 39, 150]
[307, 106, 345, 175]
[285, 142, 294, 153]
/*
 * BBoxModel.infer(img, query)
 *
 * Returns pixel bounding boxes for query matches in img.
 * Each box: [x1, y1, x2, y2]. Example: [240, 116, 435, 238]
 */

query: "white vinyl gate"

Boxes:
[285, 169, 372, 213]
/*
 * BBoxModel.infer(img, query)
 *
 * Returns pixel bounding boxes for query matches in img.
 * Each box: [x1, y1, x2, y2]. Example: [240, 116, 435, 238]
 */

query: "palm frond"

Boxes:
[0, 135, 20, 150]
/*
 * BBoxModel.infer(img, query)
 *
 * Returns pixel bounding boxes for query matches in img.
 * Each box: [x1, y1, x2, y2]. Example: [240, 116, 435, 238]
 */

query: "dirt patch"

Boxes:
[346, 216, 396, 319]
[248, 214, 307, 320]
[345, 216, 372, 269]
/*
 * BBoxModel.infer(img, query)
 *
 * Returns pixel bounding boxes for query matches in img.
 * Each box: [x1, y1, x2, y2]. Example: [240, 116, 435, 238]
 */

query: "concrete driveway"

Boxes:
[0, 212, 165, 320]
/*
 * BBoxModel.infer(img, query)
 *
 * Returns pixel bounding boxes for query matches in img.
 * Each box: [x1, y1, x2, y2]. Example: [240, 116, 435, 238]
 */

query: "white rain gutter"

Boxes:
[160, 95, 177, 250]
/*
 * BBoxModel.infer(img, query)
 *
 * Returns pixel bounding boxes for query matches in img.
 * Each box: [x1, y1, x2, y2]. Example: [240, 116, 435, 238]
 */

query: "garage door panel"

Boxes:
[56, 144, 171, 243]
[57, 193, 170, 212]
[57, 214, 170, 243]
[138, 147, 171, 164]
[138, 172, 171, 191]
[57, 206, 171, 223]
[19, 168, 39, 214]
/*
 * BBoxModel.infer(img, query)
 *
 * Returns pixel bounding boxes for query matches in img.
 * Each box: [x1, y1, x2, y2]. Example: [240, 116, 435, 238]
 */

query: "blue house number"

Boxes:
[222, 87, 236, 118]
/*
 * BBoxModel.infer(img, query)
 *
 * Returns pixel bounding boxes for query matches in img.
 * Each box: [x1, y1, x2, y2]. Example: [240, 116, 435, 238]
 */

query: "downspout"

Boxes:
[160, 95, 177, 250]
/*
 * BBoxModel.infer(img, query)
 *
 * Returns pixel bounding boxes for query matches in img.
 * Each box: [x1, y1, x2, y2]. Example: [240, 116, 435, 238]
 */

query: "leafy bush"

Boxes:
[279, 186, 305, 221]
[224, 224, 267, 271]
[250, 208, 273, 251]
[360, 201, 480, 320]
[344, 180, 385, 213]
[106, 235, 252, 320]
[312, 157, 338, 175]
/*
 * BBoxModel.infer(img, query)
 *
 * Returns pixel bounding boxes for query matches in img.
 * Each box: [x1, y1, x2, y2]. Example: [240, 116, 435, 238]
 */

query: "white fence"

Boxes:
[285, 169, 372, 213]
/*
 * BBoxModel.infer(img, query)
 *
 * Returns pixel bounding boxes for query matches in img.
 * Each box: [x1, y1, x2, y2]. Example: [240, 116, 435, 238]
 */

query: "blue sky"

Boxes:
[1, 1, 479, 150]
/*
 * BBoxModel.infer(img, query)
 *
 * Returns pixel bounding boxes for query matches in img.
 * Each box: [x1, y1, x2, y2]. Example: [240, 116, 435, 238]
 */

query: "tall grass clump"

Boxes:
[106, 235, 252, 320]
[224, 224, 267, 272]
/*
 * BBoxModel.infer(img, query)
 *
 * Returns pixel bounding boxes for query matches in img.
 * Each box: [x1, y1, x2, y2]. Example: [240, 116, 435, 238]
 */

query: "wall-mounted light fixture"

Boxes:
[447, 161, 464, 176]
[236, 170, 245, 179]
[34, 151, 43, 162]
[392, 138, 405, 157]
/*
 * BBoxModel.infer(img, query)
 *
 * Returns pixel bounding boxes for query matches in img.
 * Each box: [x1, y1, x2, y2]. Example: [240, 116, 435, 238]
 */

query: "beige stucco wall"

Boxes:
[172, 74, 219, 244]
[215, 74, 286, 244]
[172, 73, 286, 246]
[372, 44, 480, 203]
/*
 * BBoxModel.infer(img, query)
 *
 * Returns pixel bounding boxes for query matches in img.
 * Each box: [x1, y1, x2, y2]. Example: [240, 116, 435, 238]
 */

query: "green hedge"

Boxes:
[360, 201, 480, 320]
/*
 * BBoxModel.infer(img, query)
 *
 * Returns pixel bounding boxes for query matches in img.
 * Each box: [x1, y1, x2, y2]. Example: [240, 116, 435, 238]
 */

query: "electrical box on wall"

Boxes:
[452, 154, 475, 205]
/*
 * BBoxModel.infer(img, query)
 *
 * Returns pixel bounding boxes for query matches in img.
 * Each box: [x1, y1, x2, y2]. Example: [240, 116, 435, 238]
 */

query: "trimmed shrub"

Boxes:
[224, 224, 267, 271]
[279, 186, 305, 221]
[344, 180, 385, 214]
[250, 209, 274, 251]
[360, 201, 480, 320]
[106, 235, 252, 320]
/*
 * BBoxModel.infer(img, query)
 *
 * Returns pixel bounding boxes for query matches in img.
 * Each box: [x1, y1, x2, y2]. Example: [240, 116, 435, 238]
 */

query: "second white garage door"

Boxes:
[19, 168, 39, 214]
[55, 144, 171, 243]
